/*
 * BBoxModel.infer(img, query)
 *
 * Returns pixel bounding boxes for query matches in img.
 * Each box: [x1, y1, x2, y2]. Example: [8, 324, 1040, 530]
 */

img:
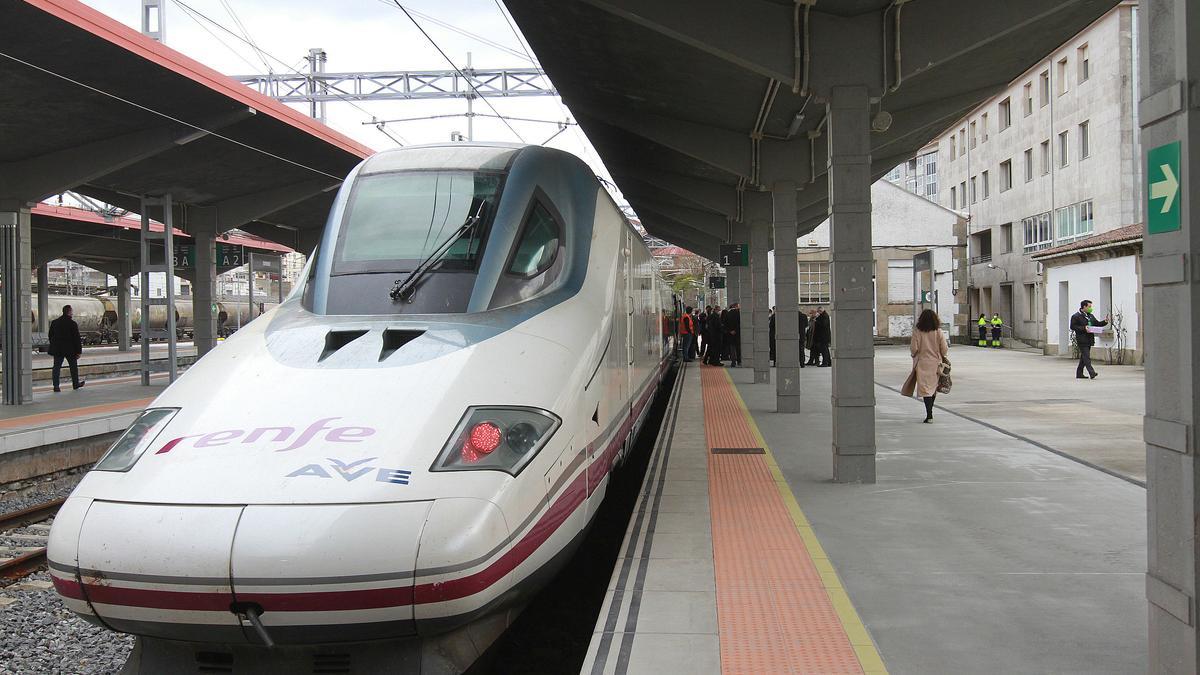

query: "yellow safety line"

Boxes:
[723, 368, 889, 675]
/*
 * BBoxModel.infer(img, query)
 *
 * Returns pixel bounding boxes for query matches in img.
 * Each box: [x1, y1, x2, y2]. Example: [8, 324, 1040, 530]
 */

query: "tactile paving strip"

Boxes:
[702, 365, 867, 675]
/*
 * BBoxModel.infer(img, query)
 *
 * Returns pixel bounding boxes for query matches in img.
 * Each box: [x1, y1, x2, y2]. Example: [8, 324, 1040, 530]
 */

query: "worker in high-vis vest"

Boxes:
[977, 314, 988, 347]
[991, 313, 1004, 348]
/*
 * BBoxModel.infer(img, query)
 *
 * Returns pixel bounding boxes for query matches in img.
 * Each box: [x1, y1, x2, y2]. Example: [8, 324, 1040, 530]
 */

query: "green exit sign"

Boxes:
[1148, 141, 1181, 234]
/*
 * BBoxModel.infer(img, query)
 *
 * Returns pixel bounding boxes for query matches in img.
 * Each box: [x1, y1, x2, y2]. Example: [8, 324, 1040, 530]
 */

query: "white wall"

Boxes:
[1044, 254, 1139, 353]
[797, 181, 962, 250]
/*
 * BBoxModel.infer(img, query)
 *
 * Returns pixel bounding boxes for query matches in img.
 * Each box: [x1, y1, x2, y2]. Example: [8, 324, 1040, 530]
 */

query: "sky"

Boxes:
[79, 0, 620, 190]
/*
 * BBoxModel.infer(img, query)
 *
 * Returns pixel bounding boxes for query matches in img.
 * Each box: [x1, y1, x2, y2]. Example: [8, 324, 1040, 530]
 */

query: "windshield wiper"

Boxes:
[390, 197, 487, 303]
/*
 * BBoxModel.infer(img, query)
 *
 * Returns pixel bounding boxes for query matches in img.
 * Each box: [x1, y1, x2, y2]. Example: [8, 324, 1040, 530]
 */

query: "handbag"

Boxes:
[936, 357, 952, 394]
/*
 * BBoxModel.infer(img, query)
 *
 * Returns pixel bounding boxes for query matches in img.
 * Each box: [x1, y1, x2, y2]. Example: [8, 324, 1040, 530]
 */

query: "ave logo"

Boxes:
[287, 457, 412, 485]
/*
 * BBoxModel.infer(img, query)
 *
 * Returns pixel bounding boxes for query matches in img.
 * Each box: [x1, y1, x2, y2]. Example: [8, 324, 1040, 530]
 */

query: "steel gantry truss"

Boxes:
[232, 67, 556, 104]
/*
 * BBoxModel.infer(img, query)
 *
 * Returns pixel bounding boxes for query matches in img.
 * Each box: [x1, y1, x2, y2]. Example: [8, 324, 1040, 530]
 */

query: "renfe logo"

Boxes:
[155, 417, 376, 455]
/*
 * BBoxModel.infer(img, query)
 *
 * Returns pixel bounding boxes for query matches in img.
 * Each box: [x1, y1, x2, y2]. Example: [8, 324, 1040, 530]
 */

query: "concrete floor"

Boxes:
[873, 345, 1145, 483]
[734, 350, 1146, 675]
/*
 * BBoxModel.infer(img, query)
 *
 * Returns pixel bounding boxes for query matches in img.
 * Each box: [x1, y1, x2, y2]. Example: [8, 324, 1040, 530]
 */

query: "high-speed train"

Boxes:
[49, 143, 677, 673]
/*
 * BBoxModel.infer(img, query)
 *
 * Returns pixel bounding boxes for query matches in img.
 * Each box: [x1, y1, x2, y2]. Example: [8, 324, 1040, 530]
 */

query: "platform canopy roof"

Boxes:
[0, 0, 373, 254]
[503, 0, 1121, 259]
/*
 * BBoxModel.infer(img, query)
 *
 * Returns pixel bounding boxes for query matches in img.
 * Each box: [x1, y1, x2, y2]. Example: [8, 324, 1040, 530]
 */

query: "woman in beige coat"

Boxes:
[901, 309, 948, 423]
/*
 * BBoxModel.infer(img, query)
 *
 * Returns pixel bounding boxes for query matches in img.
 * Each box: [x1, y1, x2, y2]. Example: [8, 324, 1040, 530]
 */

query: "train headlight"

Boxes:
[432, 407, 561, 476]
[94, 408, 179, 472]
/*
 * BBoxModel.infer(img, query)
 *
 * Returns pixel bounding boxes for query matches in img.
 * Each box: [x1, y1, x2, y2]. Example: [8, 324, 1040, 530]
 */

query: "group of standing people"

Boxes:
[678, 303, 741, 366]
[768, 306, 832, 367]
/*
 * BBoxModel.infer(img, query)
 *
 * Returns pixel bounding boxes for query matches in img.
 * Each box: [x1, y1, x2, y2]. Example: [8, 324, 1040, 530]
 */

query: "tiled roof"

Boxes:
[1031, 223, 1143, 259]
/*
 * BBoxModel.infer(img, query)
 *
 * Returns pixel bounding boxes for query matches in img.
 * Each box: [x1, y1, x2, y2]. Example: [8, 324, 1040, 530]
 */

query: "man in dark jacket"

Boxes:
[48, 305, 85, 392]
[724, 303, 741, 366]
[810, 306, 832, 367]
[705, 307, 724, 366]
[768, 307, 776, 364]
[797, 308, 809, 368]
[1070, 299, 1109, 379]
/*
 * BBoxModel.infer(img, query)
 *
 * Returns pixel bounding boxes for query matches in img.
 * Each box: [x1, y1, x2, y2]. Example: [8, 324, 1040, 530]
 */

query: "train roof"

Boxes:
[359, 143, 528, 176]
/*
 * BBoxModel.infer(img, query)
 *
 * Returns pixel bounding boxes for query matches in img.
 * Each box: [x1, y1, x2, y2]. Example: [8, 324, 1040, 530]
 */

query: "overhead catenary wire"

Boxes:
[217, 0, 271, 73]
[387, 0, 525, 143]
[170, 0, 407, 146]
[0, 49, 346, 181]
[369, 0, 533, 63]
[172, 0, 262, 73]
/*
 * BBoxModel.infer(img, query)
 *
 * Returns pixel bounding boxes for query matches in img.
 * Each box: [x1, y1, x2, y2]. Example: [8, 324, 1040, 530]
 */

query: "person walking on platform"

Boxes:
[705, 306, 725, 366]
[810, 306, 832, 367]
[680, 306, 696, 362]
[697, 307, 709, 358]
[797, 307, 809, 368]
[725, 303, 742, 366]
[768, 306, 776, 365]
[1070, 299, 1109, 379]
[990, 313, 1004, 348]
[977, 314, 988, 347]
[48, 305, 85, 393]
[902, 309, 949, 423]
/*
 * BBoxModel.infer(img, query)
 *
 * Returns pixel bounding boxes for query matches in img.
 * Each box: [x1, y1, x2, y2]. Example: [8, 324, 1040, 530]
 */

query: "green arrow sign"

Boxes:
[1148, 141, 1181, 234]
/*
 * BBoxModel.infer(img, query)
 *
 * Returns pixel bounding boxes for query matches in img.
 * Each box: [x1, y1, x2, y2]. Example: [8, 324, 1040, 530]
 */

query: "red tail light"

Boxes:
[462, 421, 502, 463]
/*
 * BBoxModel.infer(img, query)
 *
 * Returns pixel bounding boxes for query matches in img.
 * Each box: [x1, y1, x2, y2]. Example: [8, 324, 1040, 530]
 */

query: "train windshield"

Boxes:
[331, 171, 502, 275]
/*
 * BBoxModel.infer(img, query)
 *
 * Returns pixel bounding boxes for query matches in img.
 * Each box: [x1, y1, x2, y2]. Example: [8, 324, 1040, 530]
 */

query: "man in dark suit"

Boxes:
[724, 303, 741, 367]
[1070, 299, 1109, 379]
[48, 305, 85, 392]
[797, 308, 809, 368]
[810, 306, 832, 367]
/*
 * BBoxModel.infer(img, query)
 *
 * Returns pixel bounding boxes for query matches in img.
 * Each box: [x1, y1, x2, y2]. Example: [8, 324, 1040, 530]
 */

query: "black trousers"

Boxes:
[726, 334, 741, 365]
[1077, 344, 1096, 377]
[808, 343, 830, 366]
[52, 354, 80, 390]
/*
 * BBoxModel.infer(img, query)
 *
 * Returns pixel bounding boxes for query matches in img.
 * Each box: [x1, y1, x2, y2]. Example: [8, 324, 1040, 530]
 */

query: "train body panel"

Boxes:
[49, 144, 671, 669]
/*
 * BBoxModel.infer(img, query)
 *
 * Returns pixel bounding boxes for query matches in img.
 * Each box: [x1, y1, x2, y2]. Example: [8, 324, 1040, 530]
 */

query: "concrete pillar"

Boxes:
[751, 219, 770, 383]
[826, 86, 876, 483]
[191, 220, 218, 357]
[35, 264, 48, 334]
[116, 271, 131, 351]
[0, 204, 33, 404]
[773, 181, 801, 412]
[1141, 0, 1200, 667]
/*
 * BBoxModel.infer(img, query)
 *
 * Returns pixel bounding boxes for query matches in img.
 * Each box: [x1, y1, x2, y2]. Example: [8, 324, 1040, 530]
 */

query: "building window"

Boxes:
[1022, 212, 1053, 251]
[1025, 283, 1037, 321]
[970, 176, 977, 204]
[950, 134, 957, 159]
[959, 128, 966, 152]
[797, 261, 831, 304]
[971, 229, 992, 264]
[923, 153, 938, 199]
[981, 113, 989, 142]
[950, 186, 957, 209]
[1024, 148, 1034, 182]
[970, 121, 977, 149]
[1054, 199, 1094, 243]
[1078, 44, 1090, 82]
[1040, 140, 1051, 175]
[982, 171, 990, 199]
[1079, 120, 1090, 159]
[999, 160, 1013, 192]
[1058, 130, 1069, 167]
[1001, 223, 1014, 253]
[999, 98, 1012, 130]
[1023, 83, 1033, 116]
[1039, 70, 1050, 107]
[1057, 57, 1069, 95]
[887, 259, 915, 304]
[960, 181, 966, 207]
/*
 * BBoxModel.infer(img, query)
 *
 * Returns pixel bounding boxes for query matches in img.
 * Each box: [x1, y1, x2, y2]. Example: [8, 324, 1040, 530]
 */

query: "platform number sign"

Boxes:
[1148, 141, 1181, 234]
[719, 243, 748, 267]
[708, 276, 726, 289]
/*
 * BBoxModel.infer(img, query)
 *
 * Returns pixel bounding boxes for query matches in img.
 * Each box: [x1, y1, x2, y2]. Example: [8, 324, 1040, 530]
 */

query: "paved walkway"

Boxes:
[873, 345, 1145, 482]
[738, 358, 1146, 675]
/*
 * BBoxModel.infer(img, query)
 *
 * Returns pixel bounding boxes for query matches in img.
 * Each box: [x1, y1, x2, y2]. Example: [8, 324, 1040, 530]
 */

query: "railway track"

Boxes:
[0, 497, 64, 580]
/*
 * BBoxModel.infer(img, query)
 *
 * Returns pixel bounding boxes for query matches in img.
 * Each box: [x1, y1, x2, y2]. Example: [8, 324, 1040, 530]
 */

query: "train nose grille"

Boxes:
[195, 651, 234, 673]
[313, 652, 352, 674]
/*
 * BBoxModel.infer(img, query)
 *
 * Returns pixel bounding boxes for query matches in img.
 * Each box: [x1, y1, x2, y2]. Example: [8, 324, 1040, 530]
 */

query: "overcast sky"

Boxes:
[79, 0, 618, 188]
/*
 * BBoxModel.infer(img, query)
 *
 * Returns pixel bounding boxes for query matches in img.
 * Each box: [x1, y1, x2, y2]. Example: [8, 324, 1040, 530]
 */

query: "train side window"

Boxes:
[507, 202, 560, 278]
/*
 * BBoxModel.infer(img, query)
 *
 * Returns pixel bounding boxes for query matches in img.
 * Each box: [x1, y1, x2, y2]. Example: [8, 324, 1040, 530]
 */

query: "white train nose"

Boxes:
[50, 499, 432, 644]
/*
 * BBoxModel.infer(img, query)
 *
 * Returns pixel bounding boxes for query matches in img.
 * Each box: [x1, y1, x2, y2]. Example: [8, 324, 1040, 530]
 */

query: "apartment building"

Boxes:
[934, 2, 1140, 349]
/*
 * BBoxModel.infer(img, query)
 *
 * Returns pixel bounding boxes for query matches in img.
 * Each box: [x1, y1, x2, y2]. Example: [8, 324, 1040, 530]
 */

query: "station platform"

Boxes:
[584, 350, 1145, 674]
[19, 343, 198, 382]
[0, 378, 166, 481]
